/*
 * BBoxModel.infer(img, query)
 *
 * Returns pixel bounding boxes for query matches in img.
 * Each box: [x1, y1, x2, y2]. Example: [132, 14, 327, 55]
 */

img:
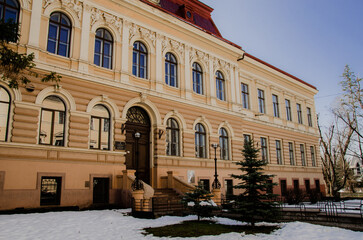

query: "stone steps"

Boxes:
[152, 188, 185, 217]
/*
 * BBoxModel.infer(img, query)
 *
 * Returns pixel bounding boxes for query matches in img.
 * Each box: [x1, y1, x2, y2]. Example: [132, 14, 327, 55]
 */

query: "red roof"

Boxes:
[158, 0, 221, 37]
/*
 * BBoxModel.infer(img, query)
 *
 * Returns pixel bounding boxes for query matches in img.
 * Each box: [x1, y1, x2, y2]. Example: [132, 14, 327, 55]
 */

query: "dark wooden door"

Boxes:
[93, 177, 109, 204]
[125, 107, 151, 185]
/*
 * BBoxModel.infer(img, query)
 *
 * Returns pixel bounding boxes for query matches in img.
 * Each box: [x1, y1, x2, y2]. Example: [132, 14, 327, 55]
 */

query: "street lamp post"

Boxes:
[131, 132, 143, 190]
[211, 143, 221, 189]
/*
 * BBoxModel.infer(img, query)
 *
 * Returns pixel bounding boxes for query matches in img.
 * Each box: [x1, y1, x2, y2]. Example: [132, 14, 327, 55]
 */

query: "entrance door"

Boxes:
[93, 177, 109, 204]
[225, 179, 233, 198]
[125, 107, 151, 184]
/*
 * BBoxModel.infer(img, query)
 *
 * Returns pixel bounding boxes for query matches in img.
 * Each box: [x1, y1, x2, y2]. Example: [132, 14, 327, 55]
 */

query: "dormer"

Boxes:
[180, 4, 194, 22]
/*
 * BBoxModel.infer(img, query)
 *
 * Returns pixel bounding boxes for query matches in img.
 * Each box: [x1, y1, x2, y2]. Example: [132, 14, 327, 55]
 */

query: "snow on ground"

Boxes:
[0, 209, 362, 240]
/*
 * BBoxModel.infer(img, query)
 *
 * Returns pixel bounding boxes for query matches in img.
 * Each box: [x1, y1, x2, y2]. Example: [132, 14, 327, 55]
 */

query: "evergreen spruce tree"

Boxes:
[181, 183, 217, 221]
[231, 140, 280, 226]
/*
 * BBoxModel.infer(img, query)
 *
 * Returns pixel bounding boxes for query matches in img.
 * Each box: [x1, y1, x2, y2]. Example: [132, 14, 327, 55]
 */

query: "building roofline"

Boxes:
[244, 53, 317, 90]
[139, 1, 315, 91]
[139, 0, 242, 49]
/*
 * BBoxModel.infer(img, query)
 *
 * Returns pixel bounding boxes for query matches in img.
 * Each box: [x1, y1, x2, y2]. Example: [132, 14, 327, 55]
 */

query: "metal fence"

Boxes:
[221, 198, 363, 220]
[152, 197, 185, 216]
[282, 199, 363, 220]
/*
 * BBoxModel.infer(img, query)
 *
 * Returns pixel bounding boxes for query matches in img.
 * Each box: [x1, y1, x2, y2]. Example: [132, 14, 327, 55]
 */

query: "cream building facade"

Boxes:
[0, 0, 323, 210]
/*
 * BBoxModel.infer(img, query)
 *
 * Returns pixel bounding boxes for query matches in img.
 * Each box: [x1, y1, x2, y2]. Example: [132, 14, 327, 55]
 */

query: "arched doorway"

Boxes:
[125, 106, 151, 184]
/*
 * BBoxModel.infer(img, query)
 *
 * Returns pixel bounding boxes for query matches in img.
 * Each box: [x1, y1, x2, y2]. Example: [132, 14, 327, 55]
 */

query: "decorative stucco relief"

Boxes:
[43, 0, 83, 20]
[90, 7, 123, 33]
[170, 40, 184, 58]
[160, 36, 185, 60]
[213, 57, 231, 76]
[128, 22, 156, 47]
[23, 0, 32, 10]
[189, 47, 210, 71]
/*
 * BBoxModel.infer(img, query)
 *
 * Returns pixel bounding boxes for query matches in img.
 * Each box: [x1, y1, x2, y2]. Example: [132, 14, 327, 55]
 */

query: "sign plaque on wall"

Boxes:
[115, 141, 126, 150]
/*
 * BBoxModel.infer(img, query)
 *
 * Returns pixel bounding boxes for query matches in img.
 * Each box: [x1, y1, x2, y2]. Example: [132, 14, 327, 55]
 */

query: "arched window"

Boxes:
[132, 41, 147, 78]
[90, 104, 110, 150]
[39, 96, 66, 146]
[219, 128, 229, 160]
[166, 118, 179, 156]
[94, 28, 113, 69]
[192, 62, 203, 94]
[195, 123, 206, 158]
[0, 86, 11, 141]
[126, 106, 150, 126]
[0, 0, 19, 23]
[47, 12, 72, 57]
[216, 71, 225, 101]
[165, 53, 177, 87]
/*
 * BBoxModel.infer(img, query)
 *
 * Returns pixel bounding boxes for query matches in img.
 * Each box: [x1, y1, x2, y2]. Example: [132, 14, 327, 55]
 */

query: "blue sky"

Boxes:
[200, 0, 363, 126]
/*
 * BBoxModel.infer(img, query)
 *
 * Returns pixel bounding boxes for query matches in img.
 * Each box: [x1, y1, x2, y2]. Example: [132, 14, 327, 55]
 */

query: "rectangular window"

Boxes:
[310, 146, 316, 167]
[297, 103, 303, 124]
[315, 179, 320, 193]
[267, 179, 273, 194]
[307, 107, 313, 127]
[200, 179, 210, 192]
[260, 137, 268, 162]
[285, 99, 292, 121]
[293, 179, 299, 193]
[280, 179, 287, 196]
[276, 140, 282, 164]
[300, 144, 306, 166]
[305, 179, 310, 192]
[258, 89, 265, 114]
[288, 142, 295, 165]
[272, 94, 280, 117]
[241, 83, 249, 109]
[225, 179, 233, 198]
[40, 176, 62, 206]
[243, 134, 251, 144]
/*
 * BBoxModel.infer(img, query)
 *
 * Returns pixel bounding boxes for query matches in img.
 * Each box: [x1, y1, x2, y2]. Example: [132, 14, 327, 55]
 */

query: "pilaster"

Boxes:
[184, 47, 192, 99]
[121, 20, 130, 83]
[155, 35, 163, 92]
[78, 4, 92, 73]
[28, 0, 42, 50]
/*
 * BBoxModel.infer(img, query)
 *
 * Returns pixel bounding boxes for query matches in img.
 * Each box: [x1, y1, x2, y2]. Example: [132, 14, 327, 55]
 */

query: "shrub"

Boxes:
[285, 188, 306, 204]
[182, 183, 218, 221]
[307, 189, 322, 204]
